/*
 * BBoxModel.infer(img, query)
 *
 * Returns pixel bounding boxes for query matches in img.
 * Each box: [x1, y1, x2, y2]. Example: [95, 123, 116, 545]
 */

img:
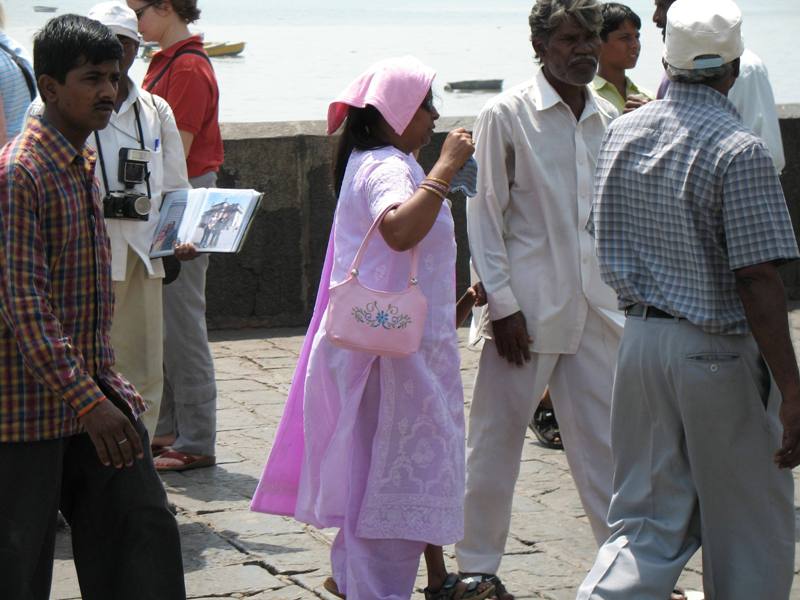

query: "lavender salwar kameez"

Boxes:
[253, 146, 465, 599]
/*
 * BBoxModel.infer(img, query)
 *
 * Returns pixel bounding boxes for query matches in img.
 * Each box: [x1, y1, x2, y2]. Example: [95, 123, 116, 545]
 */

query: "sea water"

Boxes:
[5, 0, 800, 122]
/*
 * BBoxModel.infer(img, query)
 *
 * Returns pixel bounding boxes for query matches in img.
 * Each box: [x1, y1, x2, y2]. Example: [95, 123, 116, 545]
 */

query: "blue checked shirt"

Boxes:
[0, 31, 34, 140]
[591, 82, 799, 335]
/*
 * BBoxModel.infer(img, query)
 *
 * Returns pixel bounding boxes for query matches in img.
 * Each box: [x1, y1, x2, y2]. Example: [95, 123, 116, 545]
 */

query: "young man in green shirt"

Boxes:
[592, 2, 652, 113]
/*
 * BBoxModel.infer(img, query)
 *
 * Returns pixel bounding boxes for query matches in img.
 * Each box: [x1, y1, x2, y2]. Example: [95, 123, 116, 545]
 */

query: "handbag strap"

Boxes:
[348, 203, 420, 286]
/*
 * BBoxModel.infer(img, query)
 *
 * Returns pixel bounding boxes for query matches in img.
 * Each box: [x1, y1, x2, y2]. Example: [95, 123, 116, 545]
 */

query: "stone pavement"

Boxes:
[51, 310, 800, 599]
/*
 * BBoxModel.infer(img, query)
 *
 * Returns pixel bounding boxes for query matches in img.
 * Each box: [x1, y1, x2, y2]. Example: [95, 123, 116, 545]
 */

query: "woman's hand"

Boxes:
[435, 128, 474, 180]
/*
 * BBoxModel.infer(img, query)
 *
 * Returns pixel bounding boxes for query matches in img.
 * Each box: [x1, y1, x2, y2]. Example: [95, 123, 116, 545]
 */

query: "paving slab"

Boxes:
[50, 308, 800, 598]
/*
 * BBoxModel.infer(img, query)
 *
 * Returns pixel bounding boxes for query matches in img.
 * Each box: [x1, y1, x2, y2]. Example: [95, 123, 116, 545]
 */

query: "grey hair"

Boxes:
[529, 0, 603, 60]
[665, 60, 736, 85]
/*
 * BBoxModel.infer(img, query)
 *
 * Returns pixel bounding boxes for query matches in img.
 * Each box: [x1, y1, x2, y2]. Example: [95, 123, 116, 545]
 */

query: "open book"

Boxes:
[150, 188, 262, 257]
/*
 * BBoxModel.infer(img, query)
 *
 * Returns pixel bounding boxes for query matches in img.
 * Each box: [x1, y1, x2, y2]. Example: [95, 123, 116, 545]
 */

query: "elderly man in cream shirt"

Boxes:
[456, 0, 623, 592]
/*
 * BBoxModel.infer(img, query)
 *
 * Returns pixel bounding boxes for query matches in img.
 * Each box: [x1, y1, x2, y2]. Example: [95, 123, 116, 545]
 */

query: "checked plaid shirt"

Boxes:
[0, 115, 144, 442]
[592, 82, 798, 335]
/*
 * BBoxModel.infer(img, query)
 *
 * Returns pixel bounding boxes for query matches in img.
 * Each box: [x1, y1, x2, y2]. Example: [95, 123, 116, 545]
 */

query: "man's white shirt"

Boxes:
[729, 48, 785, 173]
[467, 67, 621, 355]
[97, 79, 189, 281]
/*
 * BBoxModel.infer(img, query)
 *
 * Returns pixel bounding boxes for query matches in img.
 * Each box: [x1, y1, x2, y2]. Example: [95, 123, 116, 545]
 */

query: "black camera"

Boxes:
[103, 191, 151, 220]
[103, 148, 152, 220]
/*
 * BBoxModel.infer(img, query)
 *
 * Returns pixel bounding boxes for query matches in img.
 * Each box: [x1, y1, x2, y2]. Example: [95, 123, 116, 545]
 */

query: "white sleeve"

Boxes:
[153, 94, 190, 192]
[466, 102, 520, 321]
[728, 54, 785, 173]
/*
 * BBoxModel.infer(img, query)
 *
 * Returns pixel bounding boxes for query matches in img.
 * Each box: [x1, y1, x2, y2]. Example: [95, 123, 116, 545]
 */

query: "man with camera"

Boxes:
[82, 1, 189, 437]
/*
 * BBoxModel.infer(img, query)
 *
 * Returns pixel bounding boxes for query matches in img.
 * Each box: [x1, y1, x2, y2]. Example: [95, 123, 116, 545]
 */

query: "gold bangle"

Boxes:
[427, 176, 451, 188]
[419, 183, 445, 201]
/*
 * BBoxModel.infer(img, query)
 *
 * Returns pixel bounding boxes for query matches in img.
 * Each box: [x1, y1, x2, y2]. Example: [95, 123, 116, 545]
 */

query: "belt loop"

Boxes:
[642, 305, 649, 320]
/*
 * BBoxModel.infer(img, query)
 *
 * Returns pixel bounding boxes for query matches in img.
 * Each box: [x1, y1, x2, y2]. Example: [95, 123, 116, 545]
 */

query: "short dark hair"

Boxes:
[33, 14, 122, 84]
[150, 0, 201, 24]
[600, 3, 641, 41]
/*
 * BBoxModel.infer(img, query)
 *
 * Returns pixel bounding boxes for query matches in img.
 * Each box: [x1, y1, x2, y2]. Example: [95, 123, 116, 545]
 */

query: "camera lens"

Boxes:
[134, 196, 151, 216]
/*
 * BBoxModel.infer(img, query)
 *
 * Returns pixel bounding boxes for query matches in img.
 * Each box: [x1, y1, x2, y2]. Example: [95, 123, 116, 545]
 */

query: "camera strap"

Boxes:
[93, 99, 152, 199]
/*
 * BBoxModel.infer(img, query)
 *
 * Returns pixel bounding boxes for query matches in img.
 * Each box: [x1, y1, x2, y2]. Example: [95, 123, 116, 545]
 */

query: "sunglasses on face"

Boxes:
[421, 93, 436, 113]
[134, 1, 158, 20]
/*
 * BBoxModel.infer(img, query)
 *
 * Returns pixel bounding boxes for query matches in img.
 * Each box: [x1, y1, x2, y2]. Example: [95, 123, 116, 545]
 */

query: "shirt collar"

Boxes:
[116, 76, 142, 115]
[664, 81, 740, 120]
[28, 115, 96, 172]
[533, 67, 613, 122]
[591, 74, 612, 92]
[592, 75, 642, 95]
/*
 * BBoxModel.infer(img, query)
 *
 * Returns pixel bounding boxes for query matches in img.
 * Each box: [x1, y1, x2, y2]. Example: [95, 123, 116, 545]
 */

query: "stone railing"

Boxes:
[207, 108, 800, 329]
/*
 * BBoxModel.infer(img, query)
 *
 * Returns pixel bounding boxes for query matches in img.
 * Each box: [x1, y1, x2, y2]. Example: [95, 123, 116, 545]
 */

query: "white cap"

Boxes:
[664, 0, 744, 70]
[88, 1, 141, 42]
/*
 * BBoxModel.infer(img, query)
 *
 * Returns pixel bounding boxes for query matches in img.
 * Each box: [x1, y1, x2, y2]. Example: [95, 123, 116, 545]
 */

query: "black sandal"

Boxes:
[530, 404, 563, 450]
[424, 573, 495, 600]
[458, 573, 514, 600]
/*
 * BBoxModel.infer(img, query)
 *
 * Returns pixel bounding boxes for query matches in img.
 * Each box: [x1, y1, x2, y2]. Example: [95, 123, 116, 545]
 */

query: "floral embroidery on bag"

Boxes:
[353, 301, 412, 330]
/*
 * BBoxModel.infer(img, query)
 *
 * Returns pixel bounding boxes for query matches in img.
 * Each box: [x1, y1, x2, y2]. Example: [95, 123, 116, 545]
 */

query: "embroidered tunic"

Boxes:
[295, 146, 465, 544]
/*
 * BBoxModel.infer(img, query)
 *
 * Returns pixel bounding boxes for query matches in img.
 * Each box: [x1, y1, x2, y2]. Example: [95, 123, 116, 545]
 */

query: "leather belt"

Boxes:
[624, 304, 683, 319]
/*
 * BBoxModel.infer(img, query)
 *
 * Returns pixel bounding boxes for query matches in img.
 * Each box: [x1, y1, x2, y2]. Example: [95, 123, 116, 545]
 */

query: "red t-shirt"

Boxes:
[144, 36, 224, 179]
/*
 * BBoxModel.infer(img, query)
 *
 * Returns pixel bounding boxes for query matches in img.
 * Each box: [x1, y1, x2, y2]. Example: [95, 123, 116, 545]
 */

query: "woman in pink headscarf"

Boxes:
[251, 56, 481, 599]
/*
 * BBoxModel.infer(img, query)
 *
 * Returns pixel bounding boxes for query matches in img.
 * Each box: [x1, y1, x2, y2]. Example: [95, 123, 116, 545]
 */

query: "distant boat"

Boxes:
[203, 41, 245, 58]
[140, 40, 245, 60]
[33, 5, 58, 12]
[444, 79, 503, 92]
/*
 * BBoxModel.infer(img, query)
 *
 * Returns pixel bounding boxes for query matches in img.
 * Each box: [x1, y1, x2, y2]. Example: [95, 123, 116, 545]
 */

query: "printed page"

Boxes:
[185, 189, 262, 253]
[149, 189, 189, 258]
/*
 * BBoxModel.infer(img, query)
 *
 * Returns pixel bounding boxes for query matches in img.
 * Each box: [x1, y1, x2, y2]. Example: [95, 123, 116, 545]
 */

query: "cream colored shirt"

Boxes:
[467, 68, 622, 354]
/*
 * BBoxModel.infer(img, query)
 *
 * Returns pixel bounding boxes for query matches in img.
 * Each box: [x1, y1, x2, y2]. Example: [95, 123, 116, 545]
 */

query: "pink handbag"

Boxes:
[325, 203, 427, 358]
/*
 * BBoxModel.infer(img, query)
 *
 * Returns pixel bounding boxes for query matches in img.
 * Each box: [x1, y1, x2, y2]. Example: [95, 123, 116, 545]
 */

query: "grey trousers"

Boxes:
[156, 171, 217, 456]
[578, 315, 794, 600]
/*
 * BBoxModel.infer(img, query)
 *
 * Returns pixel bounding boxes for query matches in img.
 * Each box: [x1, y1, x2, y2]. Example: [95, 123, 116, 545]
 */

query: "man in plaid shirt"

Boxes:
[0, 14, 183, 599]
[579, 0, 800, 597]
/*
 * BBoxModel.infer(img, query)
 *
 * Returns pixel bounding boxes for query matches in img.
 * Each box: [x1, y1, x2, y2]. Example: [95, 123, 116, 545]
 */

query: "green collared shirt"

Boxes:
[591, 75, 652, 113]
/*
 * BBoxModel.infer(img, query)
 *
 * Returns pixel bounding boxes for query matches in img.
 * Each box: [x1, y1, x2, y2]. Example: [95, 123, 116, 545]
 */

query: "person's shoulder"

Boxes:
[738, 48, 767, 77]
[139, 89, 176, 118]
[482, 79, 535, 113]
[1, 130, 41, 184]
[360, 146, 412, 171]
[593, 94, 619, 121]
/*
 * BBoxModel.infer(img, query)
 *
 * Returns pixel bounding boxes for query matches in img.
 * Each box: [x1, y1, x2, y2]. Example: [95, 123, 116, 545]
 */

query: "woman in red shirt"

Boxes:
[131, 0, 223, 179]
[128, 0, 221, 471]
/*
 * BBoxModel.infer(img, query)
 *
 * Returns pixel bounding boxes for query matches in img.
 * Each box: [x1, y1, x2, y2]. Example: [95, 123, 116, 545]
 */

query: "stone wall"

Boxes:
[207, 109, 800, 329]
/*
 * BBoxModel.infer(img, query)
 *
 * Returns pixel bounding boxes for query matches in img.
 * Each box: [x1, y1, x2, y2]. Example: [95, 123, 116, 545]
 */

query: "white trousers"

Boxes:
[578, 316, 794, 600]
[456, 309, 620, 574]
[110, 248, 164, 437]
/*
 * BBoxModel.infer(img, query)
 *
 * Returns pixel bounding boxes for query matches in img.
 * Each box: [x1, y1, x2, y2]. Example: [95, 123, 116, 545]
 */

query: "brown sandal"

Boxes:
[323, 576, 345, 598]
[154, 450, 215, 472]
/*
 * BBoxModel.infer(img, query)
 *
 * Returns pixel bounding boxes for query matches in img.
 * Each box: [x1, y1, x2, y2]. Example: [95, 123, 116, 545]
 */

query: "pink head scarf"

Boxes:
[326, 55, 436, 135]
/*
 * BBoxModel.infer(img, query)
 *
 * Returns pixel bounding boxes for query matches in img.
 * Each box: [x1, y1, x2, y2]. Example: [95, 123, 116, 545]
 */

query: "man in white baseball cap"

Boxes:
[85, 1, 190, 441]
[576, 0, 800, 597]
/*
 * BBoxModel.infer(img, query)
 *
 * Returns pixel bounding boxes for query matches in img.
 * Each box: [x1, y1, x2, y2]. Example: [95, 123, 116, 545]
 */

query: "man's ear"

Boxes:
[532, 38, 546, 61]
[731, 57, 740, 81]
[37, 74, 59, 104]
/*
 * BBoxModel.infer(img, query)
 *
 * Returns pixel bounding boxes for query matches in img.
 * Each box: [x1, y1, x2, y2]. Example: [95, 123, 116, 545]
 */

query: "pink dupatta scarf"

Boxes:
[250, 226, 334, 515]
[250, 55, 435, 516]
